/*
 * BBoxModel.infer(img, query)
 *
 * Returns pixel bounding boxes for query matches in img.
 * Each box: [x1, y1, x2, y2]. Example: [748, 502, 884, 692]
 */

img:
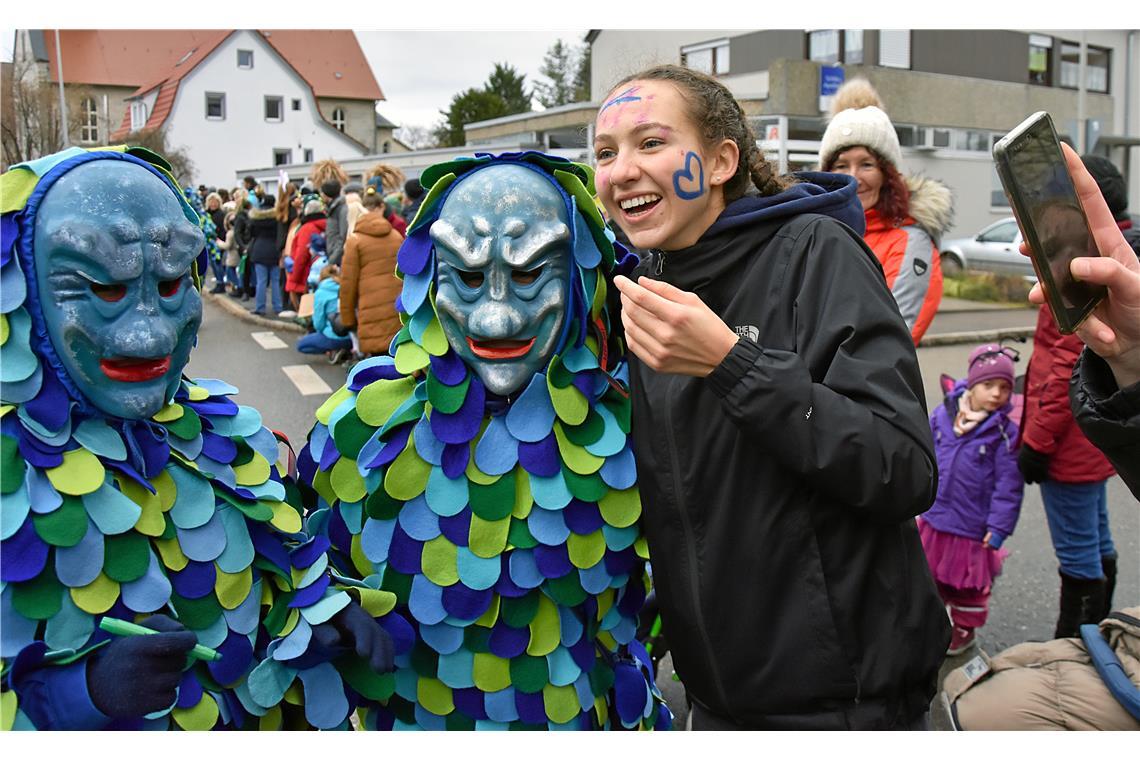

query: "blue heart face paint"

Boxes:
[430, 164, 571, 396]
[32, 160, 204, 419]
[672, 152, 705, 200]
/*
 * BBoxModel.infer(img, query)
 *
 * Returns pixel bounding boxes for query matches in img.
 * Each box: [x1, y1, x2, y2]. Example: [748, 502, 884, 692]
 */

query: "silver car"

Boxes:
[940, 217, 1036, 278]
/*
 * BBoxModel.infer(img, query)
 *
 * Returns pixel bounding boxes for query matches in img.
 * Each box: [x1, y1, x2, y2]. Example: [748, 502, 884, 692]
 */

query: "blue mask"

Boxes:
[32, 160, 204, 419]
[430, 164, 571, 396]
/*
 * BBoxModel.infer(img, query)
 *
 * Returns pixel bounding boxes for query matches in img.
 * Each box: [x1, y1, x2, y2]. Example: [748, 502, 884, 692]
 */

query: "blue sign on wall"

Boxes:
[820, 66, 845, 96]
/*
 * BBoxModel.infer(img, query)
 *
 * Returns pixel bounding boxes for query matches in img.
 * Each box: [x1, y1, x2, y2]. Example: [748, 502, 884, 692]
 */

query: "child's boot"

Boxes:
[1054, 571, 1106, 639]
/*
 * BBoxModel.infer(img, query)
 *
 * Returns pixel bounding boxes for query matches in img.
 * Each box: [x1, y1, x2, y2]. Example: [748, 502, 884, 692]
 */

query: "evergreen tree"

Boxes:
[574, 44, 591, 103]
[484, 62, 532, 114]
[433, 88, 508, 148]
[535, 40, 577, 108]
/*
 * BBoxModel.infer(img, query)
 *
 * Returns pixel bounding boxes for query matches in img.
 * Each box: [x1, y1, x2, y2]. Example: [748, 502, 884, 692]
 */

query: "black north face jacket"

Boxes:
[624, 173, 950, 729]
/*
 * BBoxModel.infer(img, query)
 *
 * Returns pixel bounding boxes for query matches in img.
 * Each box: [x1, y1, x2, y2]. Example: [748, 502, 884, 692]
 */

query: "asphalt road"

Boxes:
[185, 295, 1137, 730]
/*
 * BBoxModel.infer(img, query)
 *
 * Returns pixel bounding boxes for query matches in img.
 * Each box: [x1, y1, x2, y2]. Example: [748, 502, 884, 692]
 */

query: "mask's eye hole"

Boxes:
[512, 266, 543, 286]
[158, 277, 183, 297]
[91, 282, 127, 302]
[457, 270, 484, 288]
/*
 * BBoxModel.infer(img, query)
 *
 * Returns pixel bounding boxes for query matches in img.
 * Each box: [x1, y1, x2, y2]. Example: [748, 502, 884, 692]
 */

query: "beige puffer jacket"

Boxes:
[945, 607, 1140, 730]
[338, 210, 404, 355]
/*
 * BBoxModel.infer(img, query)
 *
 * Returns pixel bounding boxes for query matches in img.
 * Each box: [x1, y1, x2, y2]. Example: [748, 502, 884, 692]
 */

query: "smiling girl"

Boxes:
[594, 64, 949, 729]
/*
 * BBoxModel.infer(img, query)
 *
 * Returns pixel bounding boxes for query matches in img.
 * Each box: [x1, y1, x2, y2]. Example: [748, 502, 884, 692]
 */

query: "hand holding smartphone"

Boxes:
[993, 111, 1106, 333]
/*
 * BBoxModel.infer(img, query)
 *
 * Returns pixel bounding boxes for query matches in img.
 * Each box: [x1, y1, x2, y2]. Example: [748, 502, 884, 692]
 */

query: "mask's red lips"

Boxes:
[466, 337, 535, 360]
[100, 356, 172, 382]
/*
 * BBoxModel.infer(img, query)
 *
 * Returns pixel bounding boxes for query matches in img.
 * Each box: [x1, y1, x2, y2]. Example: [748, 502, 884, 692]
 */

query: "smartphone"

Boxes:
[993, 111, 1105, 334]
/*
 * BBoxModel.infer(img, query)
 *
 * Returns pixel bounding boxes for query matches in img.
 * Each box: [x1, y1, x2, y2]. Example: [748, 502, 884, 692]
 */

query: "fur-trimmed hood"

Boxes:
[905, 174, 955, 246]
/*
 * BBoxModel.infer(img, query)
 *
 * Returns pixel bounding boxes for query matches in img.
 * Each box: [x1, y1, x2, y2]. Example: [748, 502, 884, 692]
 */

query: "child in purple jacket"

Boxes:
[919, 344, 1025, 655]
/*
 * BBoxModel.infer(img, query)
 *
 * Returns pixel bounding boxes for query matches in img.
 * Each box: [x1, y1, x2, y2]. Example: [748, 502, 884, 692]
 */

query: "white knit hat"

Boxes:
[818, 79, 903, 172]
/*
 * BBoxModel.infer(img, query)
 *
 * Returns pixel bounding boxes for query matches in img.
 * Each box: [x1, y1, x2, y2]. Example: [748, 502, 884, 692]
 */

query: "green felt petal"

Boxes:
[421, 535, 459, 587]
[379, 396, 427, 438]
[598, 485, 641, 529]
[509, 654, 548, 694]
[563, 409, 604, 448]
[170, 590, 223, 629]
[216, 566, 253, 610]
[567, 530, 606, 570]
[546, 354, 574, 390]
[0, 167, 39, 214]
[70, 573, 119, 614]
[365, 484, 402, 521]
[547, 375, 588, 426]
[103, 531, 152, 583]
[500, 592, 538, 628]
[426, 371, 470, 415]
[543, 683, 580, 725]
[46, 448, 106, 496]
[408, 172, 456, 233]
[384, 432, 431, 501]
[526, 594, 559, 656]
[553, 422, 603, 476]
[341, 661, 396, 701]
[164, 406, 202, 440]
[544, 574, 587, 608]
[315, 386, 354, 427]
[562, 468, 607, 503]
[512, 471, 532, 520]
[468, 471, 514, 522]
[233, 454, 271, 487]
[472, 652, 510, 692]
[506, 517, 537, 550]
[1, 435, 24, 494]
[417, 677, 454, 717]
[356, 376, 416, 427]
[605, 394, 631, 434]
[394, 341, 430, 375]
[467, 512, 509, 559]
[330, 456, 367, 503]
[33, 495, 87, 547]
[420, 302, 450, 357]
[172, 693, 219, 731]
[331, 408, 374, 460]
[0, 314, 7, 345]
[11, 569, 64, 620]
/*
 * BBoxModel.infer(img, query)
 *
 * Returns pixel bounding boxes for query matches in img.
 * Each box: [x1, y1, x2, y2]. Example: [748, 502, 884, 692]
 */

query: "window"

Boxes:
[273, 149, 292, 166]
[1029, 34, 1053, 85]
[991, 169, 1010, 208]
[681, 39, 729, 75]
[1060, 42, 1110, 93]
[303, 148, 314, 163]
[130, 101, 148, 131]
[808, 30, 840, 64]
[954, 130, 990, 152]
[895, 124, 916, 147]
[78, 98, 98, 143]
[237, 49, 253, 69]
[979, 220, 1019, 243]
[382, 141, 390, 153]
[205, 92, 225, 120]
[265, 96, 283, 122]
[292, 99, 301, 111]
[331, 107, 346, 132]
[845, 30, 864, 64]
[931, 129, 951, 148]
[878, 30, 911, 69]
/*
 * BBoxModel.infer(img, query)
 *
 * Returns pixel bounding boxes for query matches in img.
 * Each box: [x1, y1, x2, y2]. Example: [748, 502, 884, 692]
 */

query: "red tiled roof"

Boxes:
[260, 30, 383, 101]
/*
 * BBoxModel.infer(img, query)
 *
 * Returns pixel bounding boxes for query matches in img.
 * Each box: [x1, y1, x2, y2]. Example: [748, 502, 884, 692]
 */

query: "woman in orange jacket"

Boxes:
[338, 186, 404, 356]
[820, 79, 954, 345]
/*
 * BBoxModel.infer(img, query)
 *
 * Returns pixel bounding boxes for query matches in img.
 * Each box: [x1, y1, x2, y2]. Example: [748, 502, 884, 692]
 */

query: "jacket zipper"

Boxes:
[662, 374, 732, 713]
[651, 249, 665, 276]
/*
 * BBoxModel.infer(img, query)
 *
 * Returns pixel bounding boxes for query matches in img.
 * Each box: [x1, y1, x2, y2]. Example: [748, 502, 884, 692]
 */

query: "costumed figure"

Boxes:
[0, 146, 402, 731]
[297, 151, 671, 730]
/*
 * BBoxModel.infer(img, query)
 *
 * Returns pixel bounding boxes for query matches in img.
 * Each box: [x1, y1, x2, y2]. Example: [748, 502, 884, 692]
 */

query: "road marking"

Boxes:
[282, 365, 333, 396]
[251, 331, 288, 350]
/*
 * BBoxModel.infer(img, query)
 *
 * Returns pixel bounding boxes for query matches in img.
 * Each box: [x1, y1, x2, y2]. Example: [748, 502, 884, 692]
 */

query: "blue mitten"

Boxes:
[300, 602, 394, 673]
[86, 614, 197, 718]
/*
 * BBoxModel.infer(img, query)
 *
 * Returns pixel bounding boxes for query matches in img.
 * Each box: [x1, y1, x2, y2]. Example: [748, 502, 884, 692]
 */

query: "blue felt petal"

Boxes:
[527, 505, 571, 546]
[613, 662, 648, 726]
[428, 350, 467, 387]
[0, 586, 39, 657]
[298, 589, 350, 626]
[441, 583, 492, 622]
[438, 509, 470, 547]
[83, 481, 143, 536]
[26, 464, 62, 515]
[245, 427, 280, 467]
[473, 414, 518, 476]
[1, 517, 48, 582]
[430, 378, 485, 445]
[359, 516, 396, 565]
[200, 432, 237, 464]
[73, 419, 128, 461]
[55, 518, 104, 588]
[396, 226, 433, 275]
[506, 549, 545, 590]
[209, 405, 263, 439]
[561, 343, 599, 373]
[579, 562, 613, 596]
[441, 443, 468, 480]
[0, 310, 37, 383]
[398, 494, 441, 542]
[484, 687, 520, 723]
[572, 207, 602, 269]
[43, 593, 94, 651]
[412, 415, 445, 466]
[339, 499, 364, 535]
[408, 572, 447, 625]
[347, 356, 401, 391]
[297, 552, 330, 590]
[424, 466, 468, 518]
[0, 361, 43, 405]
[563, 499, 604, 535]
[215, 506, 255, 574]
[573, 671, 595, 712]
[0, 480, 30, 540]
[242, 477, 286, 503]
[307, 423, 331, 466]
[121, 549, 173, 613]
[437, 647, 476, 689]
[247, 656, 299, 709]
[166, 432, 203, 462]
[189, 378, 240, 397]
[529, 471, 573, 510]
[194, 607, 232, 650]
[408, 299, 436, 344]
[176, 511, 227, 562]
[585, 403, 627, 457]
[602, 523, 638, 552]
[533, 543, 572, 579]
[456, 546, 500, 591]
[557, 605, 584, 647]
[168, 465, 217, 530]
[505, 374, 556, 443]
[419, 621, 465, 655]
[288, 574, 331, 608]
[223, 578, 262, 635]
[271, 617, 313, 660]
[401, 270, 432, 315]
[546, 645, 582, 687]
[0, 257, 27, 313]
[171, 560, 216, 599]
[518, 434, 560, 478]
[599, 443, 637, 490]
[414, 703, 448, 730]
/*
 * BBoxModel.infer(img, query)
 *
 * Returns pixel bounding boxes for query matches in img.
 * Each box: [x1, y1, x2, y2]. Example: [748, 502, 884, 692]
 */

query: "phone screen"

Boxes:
[999, 116, 1102, 323]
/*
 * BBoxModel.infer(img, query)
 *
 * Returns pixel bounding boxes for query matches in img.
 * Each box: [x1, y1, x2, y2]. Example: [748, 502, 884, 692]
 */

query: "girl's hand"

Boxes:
[982, 531, 993, 549]
[613, 275, 739, 377]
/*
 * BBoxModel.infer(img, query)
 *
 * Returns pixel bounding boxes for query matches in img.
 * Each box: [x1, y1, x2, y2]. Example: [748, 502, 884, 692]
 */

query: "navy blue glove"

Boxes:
[306, 602, 394, 673]
[1017, 444, 1050, 484]
[86, 615, 197, 718]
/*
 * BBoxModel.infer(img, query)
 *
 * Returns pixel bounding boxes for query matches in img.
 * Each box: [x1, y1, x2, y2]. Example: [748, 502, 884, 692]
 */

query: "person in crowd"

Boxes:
[337, 184, 403, 358]
[365, 162, 405, 196]
[1020, 162, 1122, 643]
[819, 78, 953, 345]
[286, 199, 327, 303]
[230, 188, 253, 301]
[217, 209, 241, 296]
[246, 193, 284, 316]
[273, 182, 299, 317]
[595, 64, 948, 729]
[203, 191, 227, 293]
[296, 263, 353, 362]
[321, 179, 348, 266]
[918, 344, 1024, 656]
[342, 181, 368, 235]
[401, 177, 425, 223]
[217, 187, 230, 204]
[0, 146, 400, 730]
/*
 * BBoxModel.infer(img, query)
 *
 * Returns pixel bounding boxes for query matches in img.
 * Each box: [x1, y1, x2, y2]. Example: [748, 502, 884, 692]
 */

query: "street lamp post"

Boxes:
[55, 29, 69, 148]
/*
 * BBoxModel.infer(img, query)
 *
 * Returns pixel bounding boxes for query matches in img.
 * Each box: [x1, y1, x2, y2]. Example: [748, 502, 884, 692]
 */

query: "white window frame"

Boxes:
[273, 148, 292, 167]
[205, 92, 226, 120]
[265, 96, 284, 122]
[237, 49, 254, 69]
[331, 107, 346, 132]
[681, 39, 729, 75]
[130, 101, 148, 131]
[303, 148, 314, 163]
[808, 30, 840, 64]
[878, 30, 911, 69]
[78, 97, 99, 143]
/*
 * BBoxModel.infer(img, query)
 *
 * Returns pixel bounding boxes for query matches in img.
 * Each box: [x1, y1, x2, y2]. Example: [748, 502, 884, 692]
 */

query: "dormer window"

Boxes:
[238, 49, 253, 69]
[130, 101, 148, 131]
[332, 107, 345, 132]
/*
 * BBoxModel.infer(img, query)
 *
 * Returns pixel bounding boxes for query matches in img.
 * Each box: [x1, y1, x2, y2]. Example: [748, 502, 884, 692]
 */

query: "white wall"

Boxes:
[590, 30, 740, 100]
[162, 30, 366, 186]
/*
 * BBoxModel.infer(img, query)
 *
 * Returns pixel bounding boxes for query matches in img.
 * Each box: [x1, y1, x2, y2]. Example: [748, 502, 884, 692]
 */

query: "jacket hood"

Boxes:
[353, 210, 393, 237]
[941, 378, 1014, 423]
[904, 174, 954, 245]
[705, 171, 866, 238]
[249, 207, 277, 221]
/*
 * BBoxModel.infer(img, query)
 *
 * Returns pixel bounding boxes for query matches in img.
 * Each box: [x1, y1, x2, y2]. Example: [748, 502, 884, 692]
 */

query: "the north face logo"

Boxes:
[914, 258, 928, 276]
[734, 325, 759, 342]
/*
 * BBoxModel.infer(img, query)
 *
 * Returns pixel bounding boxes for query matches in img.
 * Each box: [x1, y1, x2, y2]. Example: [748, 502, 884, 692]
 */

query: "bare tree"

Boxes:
[394, 124, 437, 150]
[119, 127, 197, 187]
[2, 56, 65, 166]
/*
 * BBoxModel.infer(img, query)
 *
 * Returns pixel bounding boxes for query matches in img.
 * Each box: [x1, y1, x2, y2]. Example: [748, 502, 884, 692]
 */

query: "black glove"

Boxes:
[87, 615, 197, 718]
[307, 602, 394, 673]
[1018, 444, 1050, 484]
[330, 314, 350, 337]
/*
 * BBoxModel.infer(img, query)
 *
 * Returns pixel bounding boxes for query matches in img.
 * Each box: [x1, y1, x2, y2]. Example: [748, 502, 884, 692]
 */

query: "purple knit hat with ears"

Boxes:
[967, 344, 1015, 389]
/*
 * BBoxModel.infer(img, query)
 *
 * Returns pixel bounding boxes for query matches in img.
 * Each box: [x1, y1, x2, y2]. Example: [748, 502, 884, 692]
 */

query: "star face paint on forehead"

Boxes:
[430, 164, 571, 396]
